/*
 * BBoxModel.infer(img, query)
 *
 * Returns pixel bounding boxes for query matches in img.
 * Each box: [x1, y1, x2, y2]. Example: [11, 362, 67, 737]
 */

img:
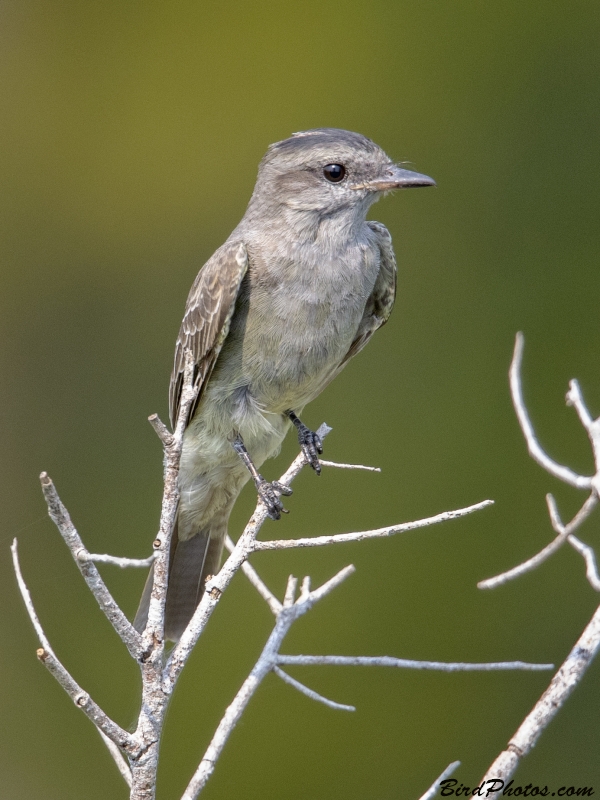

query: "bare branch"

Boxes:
[481, 599, 600, 782]
[418, 761, 461, 800]
[478, 531, 568, 591]
[147, 413, 173, 447]
[143, 350, 199, 652]
[38, 474, 141, 658]
[11, 539, 135, 752]
[82, 553, 155, 569]
[319, 459, 381, 473]
[566, 379, 600, 492]
[273, 666, 355, 712]
[276, 655, 553, 672]
[298, 575, 311, 601]
[98, 729, 133, 788]
[546, 492, 597, 536]
[164, 424, 335, 691]
[283, 574, 298, 607]
[565, 379, 595, 430]
[567, 535, 600, 591]
[252, 500, 493, 551]
[19, 408, 502, 798]
[509, 332, 592, 490]
[182, 565, 355, 800]
[224, 535, 282, 615]
[478, 492, 598, 590]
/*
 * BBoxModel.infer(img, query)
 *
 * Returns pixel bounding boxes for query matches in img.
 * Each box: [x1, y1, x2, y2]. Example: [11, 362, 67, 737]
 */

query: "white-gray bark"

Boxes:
[12, 344, 563, 799]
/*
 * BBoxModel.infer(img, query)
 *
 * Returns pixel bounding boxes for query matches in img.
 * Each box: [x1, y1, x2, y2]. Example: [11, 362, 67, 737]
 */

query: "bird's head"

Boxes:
[249, 128, 435, 226]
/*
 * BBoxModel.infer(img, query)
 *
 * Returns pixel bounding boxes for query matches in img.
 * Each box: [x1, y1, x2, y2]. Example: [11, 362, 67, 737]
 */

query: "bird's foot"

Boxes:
[254, 476, 293, 520]
[231, 432, 293, 520]
[298, 426, 323, 474]
[286, 411, 323, 474]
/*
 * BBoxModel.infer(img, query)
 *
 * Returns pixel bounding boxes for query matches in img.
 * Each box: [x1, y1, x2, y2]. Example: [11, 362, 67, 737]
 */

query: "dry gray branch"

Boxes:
[565, 535, 600, 591]
[479, 332, 600, 781]
[479, 492, 598, 590]
[163, 422, 334, 692]
[273, 665, 356, 711]
[252, 500, 493, 551]
[319, 458, 381, 472]
[418, 761, 461, 800]
[276, 655, 552, 671]
[16, 347, 538, 800]
[181, 567, 356, 799]
[98, 729, 133, 788]
[142, 349, 199, 649]
[83, 553, 155, 568]
[481, 600, 600, 782]
[39, 473, 142, 658]
[11, 539, 134, 753]
[509, 332, 592, 490]
[224, 534, 282, 615]
[480, 333, 600, 591]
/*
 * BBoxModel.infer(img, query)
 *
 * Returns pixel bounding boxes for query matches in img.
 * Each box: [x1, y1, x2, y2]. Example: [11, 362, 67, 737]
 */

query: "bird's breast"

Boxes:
[224, 238, 381, 411]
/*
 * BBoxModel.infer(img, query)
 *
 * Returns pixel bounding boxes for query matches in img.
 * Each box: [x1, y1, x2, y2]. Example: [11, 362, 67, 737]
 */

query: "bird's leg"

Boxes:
[231, 433, 293, 521]
[285, 410, 323, 475]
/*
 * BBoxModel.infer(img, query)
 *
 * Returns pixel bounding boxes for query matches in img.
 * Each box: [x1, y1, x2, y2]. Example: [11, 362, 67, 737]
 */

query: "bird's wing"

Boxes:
[339, 221, 397, 367]
[169, 241, 248, 428]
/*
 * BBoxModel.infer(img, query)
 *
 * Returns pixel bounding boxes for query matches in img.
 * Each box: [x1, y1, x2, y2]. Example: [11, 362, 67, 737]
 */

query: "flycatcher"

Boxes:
[134, 128, 434, 640]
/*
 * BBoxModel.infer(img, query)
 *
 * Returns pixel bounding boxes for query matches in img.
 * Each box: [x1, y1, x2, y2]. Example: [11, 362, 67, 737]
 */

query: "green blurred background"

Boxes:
[1, 1, 599, 797]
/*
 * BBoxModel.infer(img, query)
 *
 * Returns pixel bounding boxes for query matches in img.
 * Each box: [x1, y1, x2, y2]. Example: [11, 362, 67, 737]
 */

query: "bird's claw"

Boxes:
[298, 428, 323, 475]
[255, 476, 293, 520]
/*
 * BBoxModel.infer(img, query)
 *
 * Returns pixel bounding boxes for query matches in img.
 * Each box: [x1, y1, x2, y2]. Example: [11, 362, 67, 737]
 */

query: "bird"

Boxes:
[134, 128, 434, 641]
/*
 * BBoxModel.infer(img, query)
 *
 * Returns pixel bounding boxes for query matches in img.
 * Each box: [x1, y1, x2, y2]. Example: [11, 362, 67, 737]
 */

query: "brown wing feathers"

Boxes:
[339, 221, 397, 367]
[169, 241, 248, 428]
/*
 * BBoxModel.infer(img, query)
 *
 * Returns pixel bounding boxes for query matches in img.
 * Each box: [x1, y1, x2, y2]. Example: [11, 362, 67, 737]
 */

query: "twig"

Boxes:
[11, 539, 134, 752]
[418, 761, 461, 800]
[164, 424, 334, 691]
[98, 729, 133, 788]
[509, 332, 592, 490]
[479, 492, 598, 590]
[82, 553, 155, 569]
[39, 473, 141, 659]
[180, 555, 548, 800]
[224, 535, 282, 615]
[18, 392, 499, 799]
[181, 566, 356, 800]
[567, 535, 600, 591]
[565, 380, 600, 495]
[480, 600, 600, 782]
[481, 335, 600, 591]
[319, 459, 381, 472]
[252, 500, 493, 551]
[283, 574, 298, 606]
[276, 655, 553, 671]
[549, 494, 600, 591]
[273, 666, 355, 711]
[481, 333, 600, 779]
[143, 350, 199, 650]
[566, 379, 595, 431]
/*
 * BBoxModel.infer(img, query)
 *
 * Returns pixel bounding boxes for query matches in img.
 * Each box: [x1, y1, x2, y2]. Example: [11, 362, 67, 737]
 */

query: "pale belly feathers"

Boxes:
[178, 234, 381, 537]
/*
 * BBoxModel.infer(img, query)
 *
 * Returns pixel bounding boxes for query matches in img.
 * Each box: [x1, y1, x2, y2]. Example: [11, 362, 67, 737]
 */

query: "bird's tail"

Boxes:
[133, 515, 225, 642]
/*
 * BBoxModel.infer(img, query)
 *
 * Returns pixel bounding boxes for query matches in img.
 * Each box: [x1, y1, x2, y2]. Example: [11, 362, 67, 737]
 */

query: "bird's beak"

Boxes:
[353, 165, 436, 191]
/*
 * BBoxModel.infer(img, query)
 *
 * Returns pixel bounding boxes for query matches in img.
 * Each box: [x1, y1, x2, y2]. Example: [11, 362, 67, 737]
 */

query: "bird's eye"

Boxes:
[323, 164, 346, 183]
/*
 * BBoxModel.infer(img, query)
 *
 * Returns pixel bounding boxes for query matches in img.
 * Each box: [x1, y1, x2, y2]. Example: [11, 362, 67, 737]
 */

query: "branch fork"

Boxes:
[479, 333, 600, 592]
[474, 333, 600, 784]
[13, 346, 547, 800]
